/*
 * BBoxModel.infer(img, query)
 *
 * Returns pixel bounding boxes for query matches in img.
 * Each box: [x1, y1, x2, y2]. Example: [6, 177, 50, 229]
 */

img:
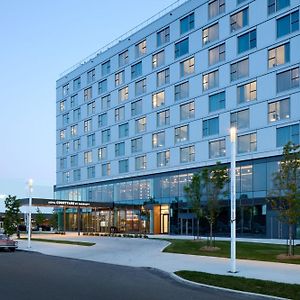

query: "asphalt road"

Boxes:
[0, 251, 267, 300]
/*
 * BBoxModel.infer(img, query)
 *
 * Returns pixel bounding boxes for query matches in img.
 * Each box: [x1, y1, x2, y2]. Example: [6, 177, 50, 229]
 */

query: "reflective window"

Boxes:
[238, 29, 256, 54]
[175, 38, 189, 59]
[208, 0, 225, 19]
[73, 77, 81, 91]
[119, 50, 129, 67]
[276, 67, 299, 92]
[231, 58, 249, 81]
[180, 101, 195, 120]
[276, 124, 299, 147]
[157, 27, 170, 47]
[237, 81, 256, 104]
[268, 98, 290, 122]
[203, 70, 219, 91]
[209, 43, 225, 65]
[203, 117, 219, 137]
[209, 91, 225, 112]
[209, 139, 226, 158]
[135, 155, 147, 170]
[115, 106, 125, 122]
[98, 79, 107, 94]
[152, 50, 165, 68]
[115, 142, 125, 157]
[119, 123, 129, 138]
[101, 60, 110, 76]
[152, 131, 165, 148]
[87, 69, 95, 83]
[131, 137, 143, 153]
[175, 81, 189, 101]
[238, 133, 257, 153]
[135, 117, 146, 133]
[230, 109, 250, 129]
[102, 129, 110, 143]
[202, 23, 219, 45]
[152, 91, 165, 108]
[268, 0, 290, 15]
[230, 7, 248, 32]
[131, 61, 142, 80]
[175, 125, 189, 143]
[115, 71, 125, 87]
[84, 87, 92, 101]
[157, 150, 170, 167]
[180, 57, 195, 77]
[157, 68, 170, 87]
[131, 99, 142, 116]
[277, 11, 299, 38]
[135, 78, 147, 96]
[98, 147, 107, 160]
[135, 40, 147, 58]
[180, 12, 194, 35]
[102, 163, 111, 176]
[157, 110, 170, 127]
[119, 86, 129, 102]
[119, 159, 129, 173]
[98, 113, 107, 127]
[180, 145, 195, 163]
[101, 94, 110, 110]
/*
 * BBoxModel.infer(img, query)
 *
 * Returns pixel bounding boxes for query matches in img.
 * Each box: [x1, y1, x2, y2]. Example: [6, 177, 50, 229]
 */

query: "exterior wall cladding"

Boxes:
[56, 0, 300, 237]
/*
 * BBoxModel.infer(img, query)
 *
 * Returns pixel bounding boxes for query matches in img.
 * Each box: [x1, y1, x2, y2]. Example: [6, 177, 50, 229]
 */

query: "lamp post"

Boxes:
[230, 127, 237, 273]
[27, 179, 33, 248]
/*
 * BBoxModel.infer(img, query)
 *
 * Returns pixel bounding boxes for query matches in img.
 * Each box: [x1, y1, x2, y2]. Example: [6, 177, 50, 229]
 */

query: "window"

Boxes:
[152, 91, 165, 108]
[70, 155, 78, 168]
[84, 151, 93, 164]
[175, 125, 189, 143]
[238, 29, 256, 53]
[115, 106, 125, 122]
[87, 69, 95, 83]
[135, 155, 147, 170]
[135, 78, 146, 96]
[230, 109, 250, 129]
[157, 150, 170, 167]
[102, 163, 111, 176]
[152, 131, 165, 148]
[60, 129, 66, 140]
[152, 50, 165, 68]
[73, 139, 80, 151]
[180, 101, 195, 120]
[98, 113, 107, 127]
[237, 81, 256, 103]
[119, 50, 129, 67]
[209, 139, 226, 158]
[135, 117, 146, 133]
[131, 99, 142, 116]
[119, 159, 129, 173]
[70, 124, 77, 137]
[62, 113, 69, 126]
[208, 0, 225, 19]
[203, 117, 219, 136]
[63, 171, 70, 183]
[70, 94, 78, 108]
[101, 60, 110, 76]
[73, 77, 81, 91]
[180, 12, 194, 35]
[175, 38, 189, 59]
[268, 0, 290, 15]
[180, 57, 195, 77]
[131, 62, 142, 79]
[157, 68, 170, 87]
[175, 81, 189, 101]
[84, 119, 92, 132]
[209, 43, 225, 65]
[115, 71, 124, 87]
[84, 87, 92, 101]
[101, 94, 111, 110]
[59, 100, 66, 112]
[73, 108, 81, 122]
[98, 79, 107, 94]
[230, 8, 248, 32]
[115, 142, 125, 157]
[62, 142, 70, 155]
[238, 133, 257, 153]
[230, 58, 249, 81]
[180, 145, 195, 163]
[277, 11, 299, 38]
[157, 27, 170, 46]
[268, 98, 290, 122]
[87, 166, 95, 179]
[87, 133, 96, 147]
[277, 124, 299, 147]
[203, 70, 219, 91]
[62, 83, 69, 97]
[102, 129, 110, 143]
[119, 123, 129, 138]
[209, 91, 225, 112]
[87, 101, 96, 115]
[131, 137, 143, 153]
[135, 40, 146, 58]
[268, 43, 290, 68]
[98, 147, 107, 160]
[157, 110, 170, 127]
[60, 157, 67, 170]
[277, 67, 299, 92]
[73, 169, 81, 181]
[119, 86, 129, 102]
[202, 23, 219, 45]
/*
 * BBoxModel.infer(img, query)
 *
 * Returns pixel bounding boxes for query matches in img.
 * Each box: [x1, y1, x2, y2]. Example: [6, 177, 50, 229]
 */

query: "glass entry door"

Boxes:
[161, 214, 169, 234]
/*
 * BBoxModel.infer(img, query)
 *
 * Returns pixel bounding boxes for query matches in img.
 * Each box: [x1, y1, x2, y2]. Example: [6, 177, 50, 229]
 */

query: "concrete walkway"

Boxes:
[18, 233, 300, 285]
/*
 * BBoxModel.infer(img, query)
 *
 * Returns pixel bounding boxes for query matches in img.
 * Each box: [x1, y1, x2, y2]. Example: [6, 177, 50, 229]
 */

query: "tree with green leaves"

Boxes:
[49, 212, 58, 230]
[3, 195, 21, 236]
[35, 207, 45, 228]
[268, 142, 300, 256]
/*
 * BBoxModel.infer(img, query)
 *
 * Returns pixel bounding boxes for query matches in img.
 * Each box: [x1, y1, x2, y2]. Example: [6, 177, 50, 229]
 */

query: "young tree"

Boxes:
[49, 212, 58, 230]
[268, 142, 300, 256]
[3, 195, 21, 236]
[35, 207, 45, 228]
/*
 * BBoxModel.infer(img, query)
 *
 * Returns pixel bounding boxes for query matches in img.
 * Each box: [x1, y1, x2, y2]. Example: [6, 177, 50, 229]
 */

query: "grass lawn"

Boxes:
[176, 270, 300, 299]
[163, 239, 300, 264]
[19, 238, 95, 246]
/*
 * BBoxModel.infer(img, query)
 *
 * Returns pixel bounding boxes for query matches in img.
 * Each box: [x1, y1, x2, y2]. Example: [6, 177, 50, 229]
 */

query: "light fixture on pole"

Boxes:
[27, 179, 33, 248]
[230, 127, 237, 273]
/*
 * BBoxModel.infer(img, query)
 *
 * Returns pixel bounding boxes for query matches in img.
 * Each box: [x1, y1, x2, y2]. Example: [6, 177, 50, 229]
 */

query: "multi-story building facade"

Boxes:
[56, 0, 300, 238]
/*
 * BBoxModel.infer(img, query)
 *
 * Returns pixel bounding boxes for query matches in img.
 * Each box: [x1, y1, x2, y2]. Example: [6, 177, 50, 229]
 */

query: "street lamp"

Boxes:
[27, 179, 33, 248]
[230, 127, 237, 273]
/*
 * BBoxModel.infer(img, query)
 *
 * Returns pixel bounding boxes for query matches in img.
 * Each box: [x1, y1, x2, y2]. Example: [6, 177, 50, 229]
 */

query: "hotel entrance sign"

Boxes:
[47, 200, 91, 207]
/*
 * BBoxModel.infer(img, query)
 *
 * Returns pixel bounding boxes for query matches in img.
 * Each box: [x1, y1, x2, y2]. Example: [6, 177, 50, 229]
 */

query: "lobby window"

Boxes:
[70, 155, 78, 168]
[277, 67, 299, 92]
[98, 79, 107, 94]
[60, 129, 66, 140]
[59, 100, 66, 112]
[84, 119, 92, 132]
[119, 50, 129, 67]
[119, 159, 129, 173]
[98, 113, 107, 127]
[135, 155, 147, 170]
[209, 139, 226, 158]
[208, 0, 225, 19]
[152, 131, 165, 148]
[268, 98, 290, 122]
[277, 11, 299, 38]
[180, 12, 194, 35]
[157, 68, 170, 87]
[60, 157, 67, 170]
[84, 151, 93, 164]
[203, 117, 219, 137]
[119, 86, 129, 102]
[209, 91, 225, 112]
[237, 81, 256, 104]
[157, 150, 170, 167]
[203, 70, 219, 91]
[102, 163, 111, 176]
[175, 38, 189, 59]
[175, 81, 189, 101]
[209, 43, 225, 65]
[157, 109, 170, 127]
[268, 0, 290, 15]
[230, 109, 250, 129]
[73, 77, 81, 91]
[180, 145, 195, 163]
[115, 142, 125, 157]
[277, 124, 299, 147]
[87, 68, 95, 83]
[135, 78, 147, 96]
[131, 137, 143, 153]
[115, 106, 125, 122]
[87, 101, 96, 116]
[180, 101, 195, 120]
[152, 91, 165, 108]
[101, 94, 111, 110]
[268, 42, 290, 68]
[62, 142, 70, 155]
[131, 61, 142, 80]
[73, 138, 80, 151]
[152, 50, 165, 69]
[135, 117, 146, 133]
[87, 133, 95, 147]
[101, 60, 110, 76]
[230, 8, 248, 32]
[62, 83, 69, 97]
[180, 57, 195, 77]
[102, 129, 111, 143]
[87, 166, 95, 179]
[202, 23, 219, 45]
[73, 169, 81, 181]
[131, 99, 142, 116]
[84, 87, 92, 101]
[115, 70, 125, 87]
[238, 29, 256, 54]
[70, 94, 78, 108]
[98, 147, 107, 160]
[119, 123, 129, 138]
[70, 124, 78, 137]
[230, 58, 249, 82]
[63, 171, 70, 183]
[238, 133, 257, 153]
[135, 40, 147, 58]
[62, 113, 69, 126]
[157, 27, 170, 47]
[175, 125, 189, 143]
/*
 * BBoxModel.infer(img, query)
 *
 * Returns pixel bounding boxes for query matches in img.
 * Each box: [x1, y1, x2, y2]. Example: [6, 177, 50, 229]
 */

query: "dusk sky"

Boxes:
[0, 0, 176, 198]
